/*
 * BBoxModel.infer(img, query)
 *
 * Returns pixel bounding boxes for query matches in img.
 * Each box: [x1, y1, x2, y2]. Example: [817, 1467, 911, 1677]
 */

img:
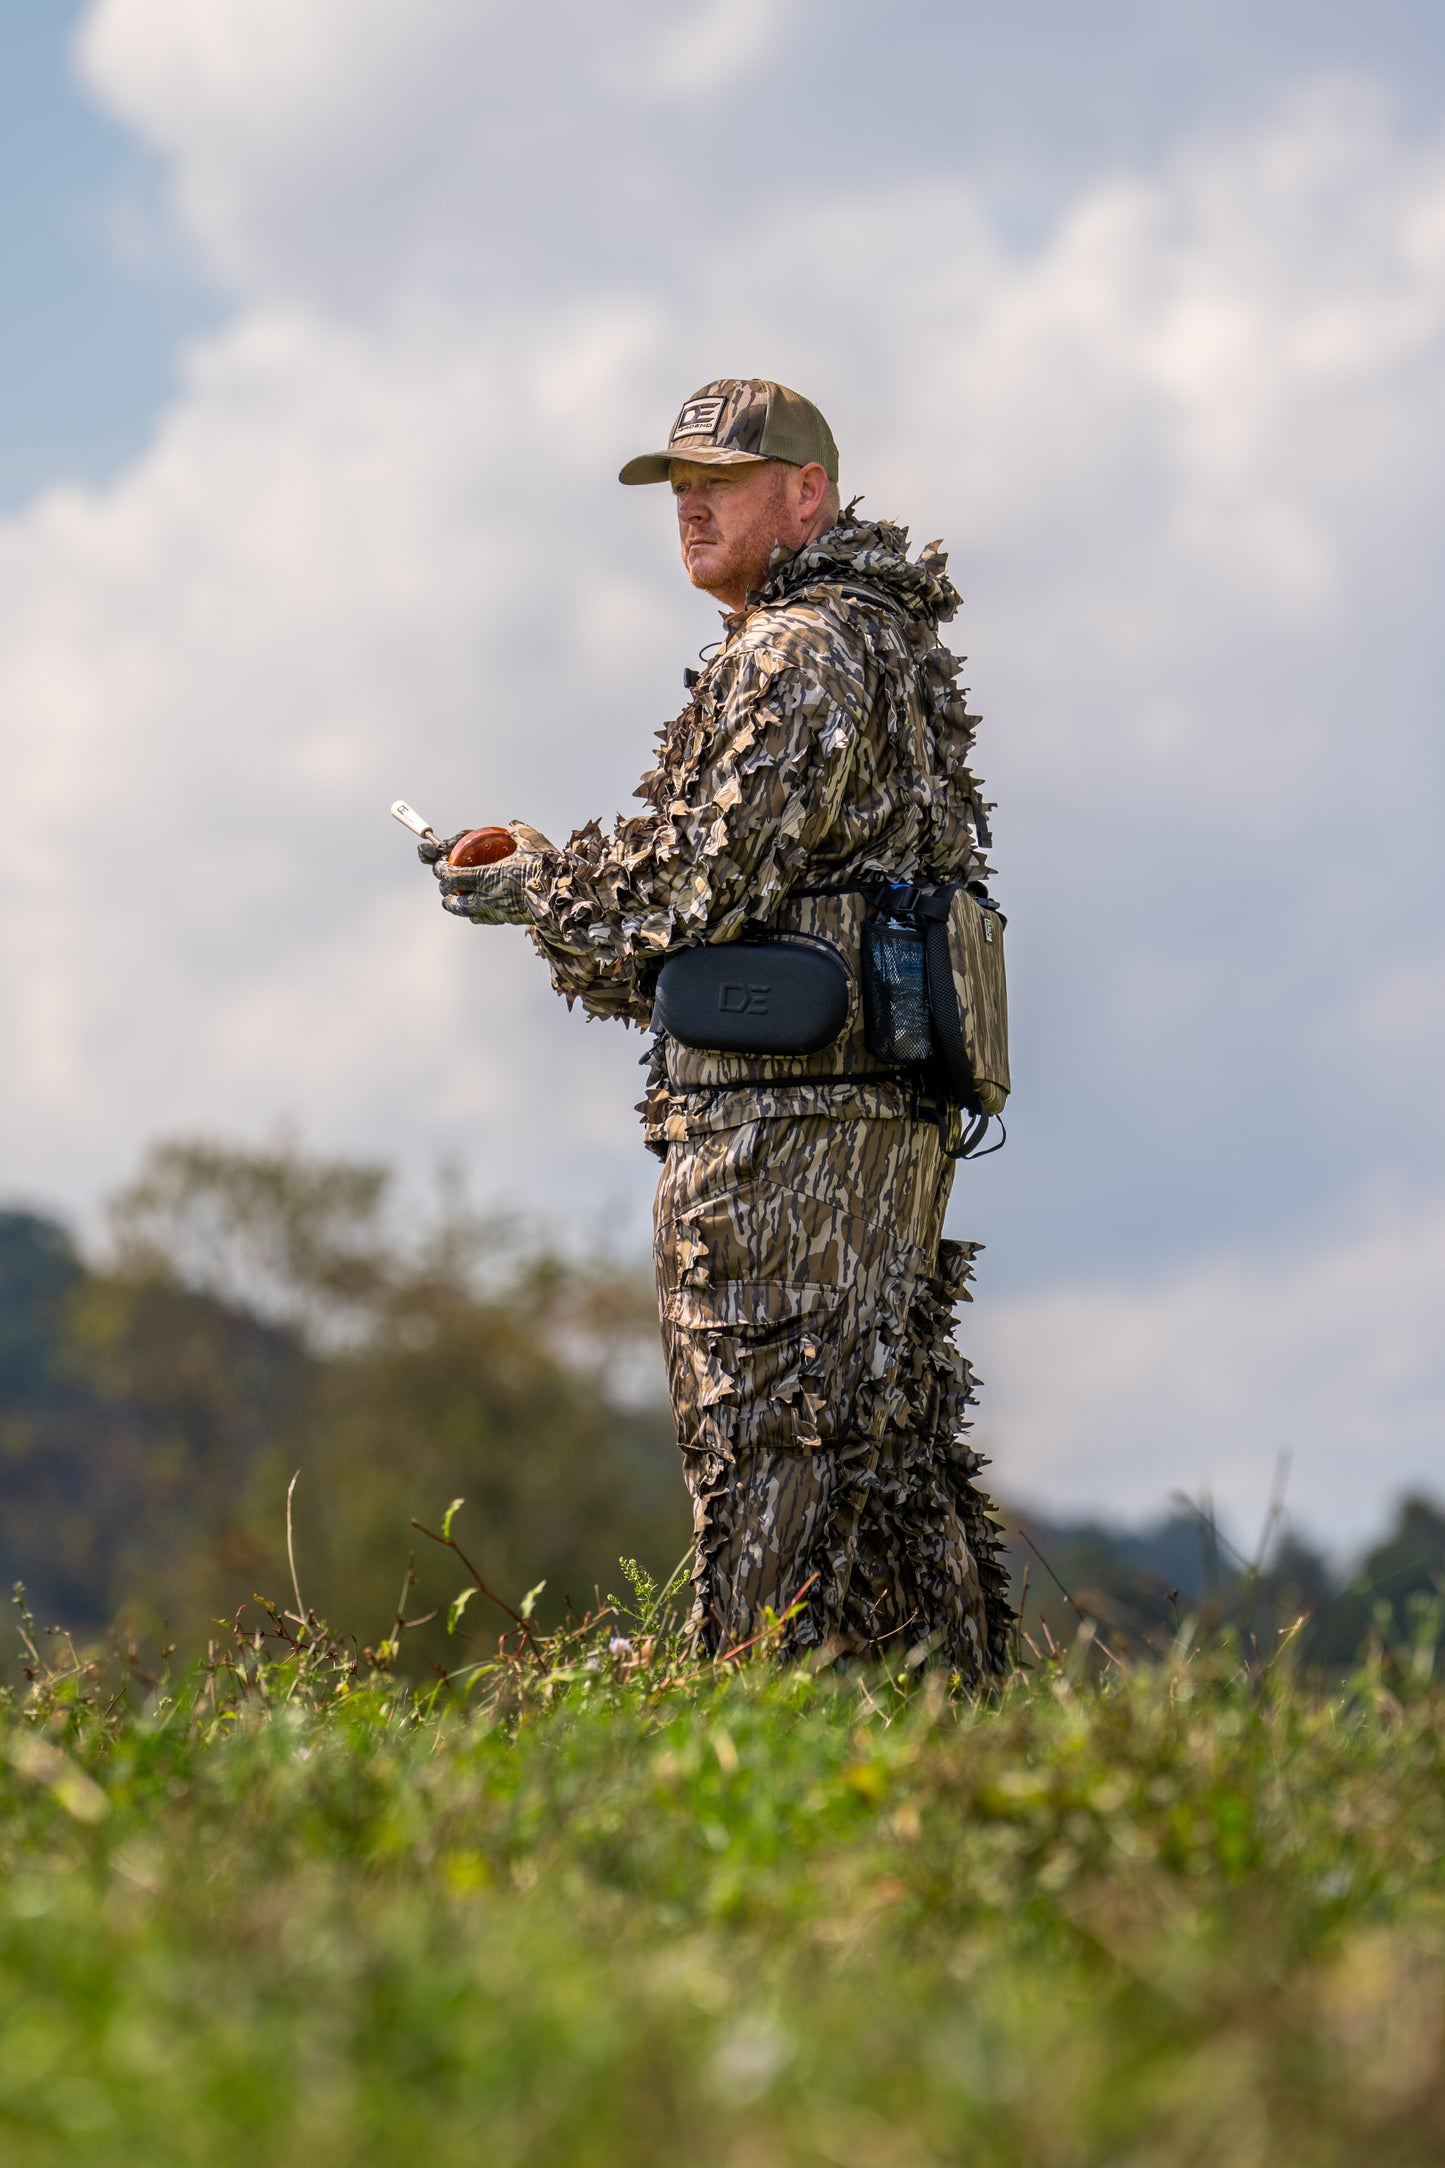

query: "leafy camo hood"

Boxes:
[753, 505, 962, 629]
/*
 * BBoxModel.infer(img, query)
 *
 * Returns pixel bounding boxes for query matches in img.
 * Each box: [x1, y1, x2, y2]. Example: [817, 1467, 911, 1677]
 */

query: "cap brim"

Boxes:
[618, 446, 772, 486]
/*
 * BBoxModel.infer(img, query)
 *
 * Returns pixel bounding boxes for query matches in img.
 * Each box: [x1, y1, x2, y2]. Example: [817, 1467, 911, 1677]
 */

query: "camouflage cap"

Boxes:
[619, 378, 839, 486]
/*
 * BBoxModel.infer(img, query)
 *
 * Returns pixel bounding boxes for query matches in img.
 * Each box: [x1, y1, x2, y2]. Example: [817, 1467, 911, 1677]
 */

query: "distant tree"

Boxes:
[105, 1137, 400, 1342]
[1003, 1506, 1343, 1666]
[1306, 1495, 1445, 1665]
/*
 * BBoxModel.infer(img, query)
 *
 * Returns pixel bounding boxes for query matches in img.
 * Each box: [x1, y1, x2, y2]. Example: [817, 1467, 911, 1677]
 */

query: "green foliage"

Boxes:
[445, 1585, 477, 1635]
[5, 1578, 1445, 2166]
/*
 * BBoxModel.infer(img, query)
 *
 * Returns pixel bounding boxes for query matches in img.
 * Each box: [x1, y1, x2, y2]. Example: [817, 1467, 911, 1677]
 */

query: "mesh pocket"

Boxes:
[862, 919, 933, 1064]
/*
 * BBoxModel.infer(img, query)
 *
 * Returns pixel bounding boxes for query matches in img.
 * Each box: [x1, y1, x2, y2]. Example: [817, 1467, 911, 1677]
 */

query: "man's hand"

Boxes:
[433, 850, 533, 925]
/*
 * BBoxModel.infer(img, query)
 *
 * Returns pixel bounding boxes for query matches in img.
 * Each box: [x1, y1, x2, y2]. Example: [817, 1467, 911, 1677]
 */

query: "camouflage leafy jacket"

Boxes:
[521, 510, 991, 1029]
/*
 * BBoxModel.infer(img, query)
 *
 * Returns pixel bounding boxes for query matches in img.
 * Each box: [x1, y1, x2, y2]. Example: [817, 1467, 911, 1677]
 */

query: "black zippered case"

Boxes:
[651, 934, 850, 1056]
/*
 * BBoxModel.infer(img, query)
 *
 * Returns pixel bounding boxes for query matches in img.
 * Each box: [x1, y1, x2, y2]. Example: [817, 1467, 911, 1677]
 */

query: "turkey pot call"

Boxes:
[448, 827, 517, 867]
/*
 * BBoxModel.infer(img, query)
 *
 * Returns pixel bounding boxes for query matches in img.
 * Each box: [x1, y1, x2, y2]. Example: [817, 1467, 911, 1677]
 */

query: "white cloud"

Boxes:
[76, 0, 491, 297]
[4, 10, 1444, 1536]
[74, 0, 812, 306]
[977, 1191, 1445, 1542]
[612, 0, 799, 97]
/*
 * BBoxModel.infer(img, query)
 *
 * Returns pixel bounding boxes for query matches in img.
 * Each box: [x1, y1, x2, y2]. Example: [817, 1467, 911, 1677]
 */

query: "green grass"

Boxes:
[4, 1585, 1445, 2167]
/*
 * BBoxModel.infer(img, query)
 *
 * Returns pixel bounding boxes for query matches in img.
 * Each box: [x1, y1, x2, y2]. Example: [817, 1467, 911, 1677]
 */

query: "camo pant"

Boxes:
[653, 1102, 1012, 1681]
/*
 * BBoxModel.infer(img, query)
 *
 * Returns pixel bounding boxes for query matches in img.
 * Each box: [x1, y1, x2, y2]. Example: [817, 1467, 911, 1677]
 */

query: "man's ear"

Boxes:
[792, 461, 835, 538]
[795, 462, 829, 518]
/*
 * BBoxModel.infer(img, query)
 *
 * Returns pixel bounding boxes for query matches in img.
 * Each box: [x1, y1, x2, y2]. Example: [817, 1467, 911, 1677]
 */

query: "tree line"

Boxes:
[2, 1136, 1441, 1674]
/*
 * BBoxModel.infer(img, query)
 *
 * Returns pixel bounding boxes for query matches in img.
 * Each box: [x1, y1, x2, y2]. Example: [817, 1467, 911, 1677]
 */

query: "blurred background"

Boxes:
[4, 0, 1445, 1648]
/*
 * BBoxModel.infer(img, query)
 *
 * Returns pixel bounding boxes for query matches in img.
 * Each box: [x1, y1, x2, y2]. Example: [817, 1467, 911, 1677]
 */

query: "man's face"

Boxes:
[671, 459, 797, 609]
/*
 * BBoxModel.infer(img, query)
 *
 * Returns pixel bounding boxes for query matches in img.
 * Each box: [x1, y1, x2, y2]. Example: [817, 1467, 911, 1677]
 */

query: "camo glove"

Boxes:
[434, 855, 533, 925]
[431, 822, 555, 926]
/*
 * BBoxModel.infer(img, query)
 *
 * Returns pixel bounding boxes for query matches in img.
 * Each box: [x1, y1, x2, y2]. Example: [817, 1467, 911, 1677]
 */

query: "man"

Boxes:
[428, 379, 1012, 1681]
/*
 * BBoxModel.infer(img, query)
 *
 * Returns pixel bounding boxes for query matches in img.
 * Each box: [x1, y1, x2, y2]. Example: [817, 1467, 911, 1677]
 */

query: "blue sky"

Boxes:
[0, 0, 215, 504]
[4, 0, 1445, 1544]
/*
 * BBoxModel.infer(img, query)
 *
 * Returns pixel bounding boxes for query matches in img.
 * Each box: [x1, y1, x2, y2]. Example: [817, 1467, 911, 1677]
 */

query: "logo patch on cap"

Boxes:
[670, 396, 726, 442]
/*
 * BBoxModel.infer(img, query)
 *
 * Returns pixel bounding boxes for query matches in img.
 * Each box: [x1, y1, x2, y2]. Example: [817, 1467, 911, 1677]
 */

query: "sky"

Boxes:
[3, 0, 1445, 1547]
